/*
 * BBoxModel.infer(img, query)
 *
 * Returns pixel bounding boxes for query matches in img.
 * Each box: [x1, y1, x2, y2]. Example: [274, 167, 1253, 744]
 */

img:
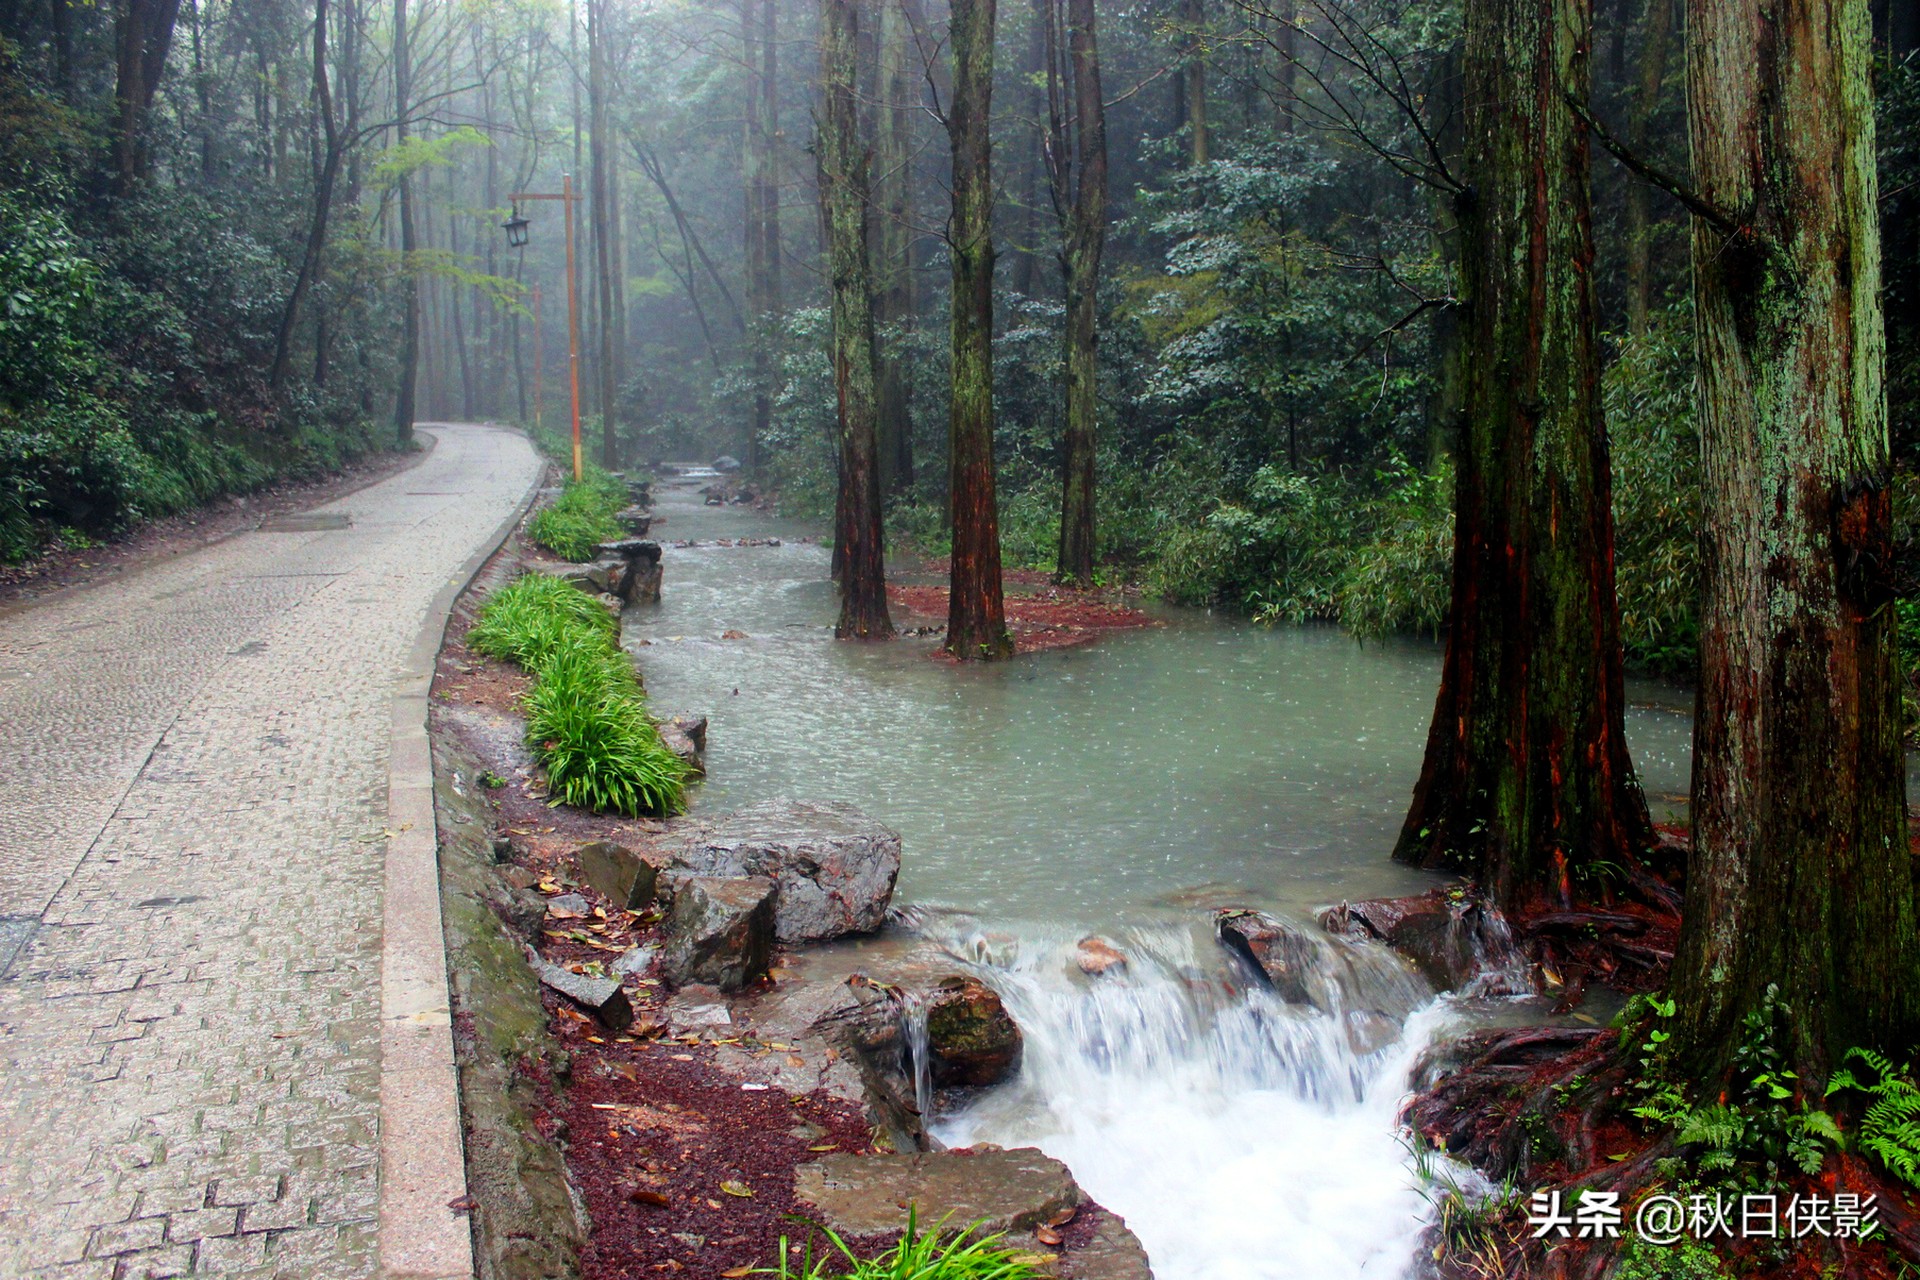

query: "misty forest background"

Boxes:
[0, 0, 1916, 684]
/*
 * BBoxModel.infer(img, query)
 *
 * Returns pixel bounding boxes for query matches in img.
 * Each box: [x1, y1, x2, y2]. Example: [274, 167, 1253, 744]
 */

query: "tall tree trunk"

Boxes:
[110, 0, 185, 194]
[1272, 0, 1296, 135]
[874, 0, 917, 495]
[392, 0, 418, 444]
[743, 0, 780, 471]
[269, 0, 341, 389]
[821, 0, 894, 640]
[1672, 0, 1918, 1077]
[1051, 0, 1106, 586]
[1623, 0, 1673, 336]
[589, 0, 620, 466]
[1181, 0, 1207, 165]
[1393, 0, 1653, 914]
[1010, 0, 1045, 297]
[944, 0, 1012, 660]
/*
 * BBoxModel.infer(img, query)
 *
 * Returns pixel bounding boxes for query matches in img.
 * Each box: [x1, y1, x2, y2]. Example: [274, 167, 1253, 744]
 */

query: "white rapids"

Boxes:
[924, 918, 1470, 1280]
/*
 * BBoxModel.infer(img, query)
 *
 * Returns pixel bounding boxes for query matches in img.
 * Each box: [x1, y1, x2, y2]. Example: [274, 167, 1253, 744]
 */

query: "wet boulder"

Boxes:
[576, 840, 658, 910]
[670, 800, 901, 943]
[712, 455, 742, 472]
[794, 1147, 1082, 1239]
[1075, 936, 1128, 978]
[527, 949, 633, 1031]
[1320, 888, 1513, 992]
[925, 976, 1022, 1087]
[659, 875, 776, 992]
[615, 506, 653, 535]
[655, 715, 707, 775]
[1216, 908, 1429, 1023]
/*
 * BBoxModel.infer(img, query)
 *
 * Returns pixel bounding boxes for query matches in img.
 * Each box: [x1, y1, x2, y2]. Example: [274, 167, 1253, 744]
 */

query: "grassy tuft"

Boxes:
[526, 467, 630, 562]
[762, 1215, 1052, 1280]
[465, 572, 689, 817]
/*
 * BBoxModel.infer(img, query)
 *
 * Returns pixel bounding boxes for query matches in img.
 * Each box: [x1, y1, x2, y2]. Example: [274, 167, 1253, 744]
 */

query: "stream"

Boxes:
[626, 468, 1699, 1280]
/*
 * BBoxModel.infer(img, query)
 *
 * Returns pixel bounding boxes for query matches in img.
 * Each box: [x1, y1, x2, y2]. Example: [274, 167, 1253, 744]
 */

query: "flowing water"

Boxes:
[626, 469, 1700, 1279]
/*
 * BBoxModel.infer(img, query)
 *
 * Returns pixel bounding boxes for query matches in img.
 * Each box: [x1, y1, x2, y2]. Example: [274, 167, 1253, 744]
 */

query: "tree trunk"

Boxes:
[1623, 0, 1673, 336]
[1672, 0, 1918, 1078]
[589, 0, 619, 466]
[1182, 0, 1207, 166]
[1272, 0, 1296, 136]
[269, 0, 341, 389]
[1393, 0, 1653, 914]
[1052, 0, 1106, 586]
[743, 0, 780, 471]
[110, 0, 185, 194]
[874, 0, 917, 495]
[392, 0, 418, 444]
[821, 0, 894, 640]
[944, 0, 1012, 660]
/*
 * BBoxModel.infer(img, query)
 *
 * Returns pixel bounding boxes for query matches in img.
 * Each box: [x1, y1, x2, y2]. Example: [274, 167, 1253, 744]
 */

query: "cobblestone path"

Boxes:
[0, 423, 542, 1279]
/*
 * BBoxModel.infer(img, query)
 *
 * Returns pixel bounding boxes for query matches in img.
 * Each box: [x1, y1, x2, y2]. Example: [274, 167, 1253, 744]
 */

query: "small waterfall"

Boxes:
[920, 917, 1461, 1280]
[897, 986, 935, 1123]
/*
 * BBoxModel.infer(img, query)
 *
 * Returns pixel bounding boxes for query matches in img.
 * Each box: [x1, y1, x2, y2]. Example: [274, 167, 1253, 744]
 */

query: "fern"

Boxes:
[1828, 1046, 1920, 1189]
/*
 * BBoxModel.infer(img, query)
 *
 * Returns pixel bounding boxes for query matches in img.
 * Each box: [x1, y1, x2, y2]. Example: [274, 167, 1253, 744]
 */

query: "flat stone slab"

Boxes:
[672, 799, 901, 943]
[794, 1148, 1084, 1239]
[528, 951, 633, 1030]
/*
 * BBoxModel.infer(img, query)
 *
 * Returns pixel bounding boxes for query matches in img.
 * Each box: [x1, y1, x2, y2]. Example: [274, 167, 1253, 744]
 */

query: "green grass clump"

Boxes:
[467, 571, 618, 667]
[764, 1216, 1051, 1280]
[526, 467, 630, 562]
[465, 572, 689, 817]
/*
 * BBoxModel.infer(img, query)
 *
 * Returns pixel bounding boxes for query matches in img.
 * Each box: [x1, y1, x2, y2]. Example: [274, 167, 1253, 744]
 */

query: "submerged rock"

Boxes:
[670, 800, 901, 943]
[1215, 908, 1429, 1024]
[924, 976, 1023, 1087]
[659, 875, 776, 992]
[1074, 936, 1128, 977]
[794, 1147, 1082, 1238]
[1320, 888, 1515, 992]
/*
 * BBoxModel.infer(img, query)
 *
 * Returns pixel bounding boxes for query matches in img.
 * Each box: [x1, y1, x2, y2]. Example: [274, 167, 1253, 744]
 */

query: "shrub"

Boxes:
[1825, 1046, 1920, 1189]
[466, 573, 689, 817]
[1612, 1236, 1730, 1280]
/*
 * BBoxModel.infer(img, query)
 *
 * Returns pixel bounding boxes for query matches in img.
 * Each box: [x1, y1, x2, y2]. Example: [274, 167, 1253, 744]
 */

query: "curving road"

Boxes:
[0, 423, 542, 1279]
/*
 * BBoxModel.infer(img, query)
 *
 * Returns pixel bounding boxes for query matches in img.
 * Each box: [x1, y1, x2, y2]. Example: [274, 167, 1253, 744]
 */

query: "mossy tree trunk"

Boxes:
[1049, 0, 1107, 587]
[1672, 0, 1919, 1077]
[821, 0, 894, 640]
[944, 0, 1012, 659]
[1394, 0, 1654, 915]
[1623, 0, 1673, 337]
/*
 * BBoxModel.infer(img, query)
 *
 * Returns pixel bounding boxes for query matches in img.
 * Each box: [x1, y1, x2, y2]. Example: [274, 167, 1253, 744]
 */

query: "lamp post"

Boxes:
[503, 174, 584, 482]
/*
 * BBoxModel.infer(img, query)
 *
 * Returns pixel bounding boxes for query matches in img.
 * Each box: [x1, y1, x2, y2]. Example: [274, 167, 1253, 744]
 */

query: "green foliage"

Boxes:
[1605, 309, 1702, 675]
[1612, 1235, 1731, 1280]
[1826, 1046, 1920, 1189]
[1142, 455, 1452, 640]
[466, 573, 689, 818]
[526, 469, 630, 562]
[1624, 985, 1842, 1189]
[762, 1214, 1049, 1280]
[523, 639, 687, 817]
[467, 571, 619, 667]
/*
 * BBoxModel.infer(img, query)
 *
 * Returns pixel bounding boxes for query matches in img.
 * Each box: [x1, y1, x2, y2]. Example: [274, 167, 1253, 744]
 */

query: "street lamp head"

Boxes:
[502, 208, 531, 248]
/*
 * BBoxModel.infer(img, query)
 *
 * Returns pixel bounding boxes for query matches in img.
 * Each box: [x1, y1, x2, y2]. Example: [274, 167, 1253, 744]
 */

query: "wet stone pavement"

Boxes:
[0, 424, 541, 1279]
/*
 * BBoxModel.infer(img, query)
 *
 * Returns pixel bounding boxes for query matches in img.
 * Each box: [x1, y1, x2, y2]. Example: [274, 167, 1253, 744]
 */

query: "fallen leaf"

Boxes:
[719, 1180, 754, 1198]
[1035, 1226, 1063, 1246]
[706, 1198, 724, 1210]
[629, 1188, 670, 1207]
[586, 1036, 604, 1044]
[807, 1144, 837, 1152]
[448, 1194, 476, 1213]
[740, 1083, 770, 1092]
[1046, 1207, 1078, 1228]
[721, 1268, 755, 1278]
[786, 1054, 805, 1068]
[670, 1053, 695, 1062]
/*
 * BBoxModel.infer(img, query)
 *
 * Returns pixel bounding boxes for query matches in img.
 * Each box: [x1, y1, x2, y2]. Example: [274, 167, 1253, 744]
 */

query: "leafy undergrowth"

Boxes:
[468, 572, 689, 816]
[1406, 987, 1920, 1280]
[765, 1217, 1053, 1280]
[526, 465, 629, 561]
